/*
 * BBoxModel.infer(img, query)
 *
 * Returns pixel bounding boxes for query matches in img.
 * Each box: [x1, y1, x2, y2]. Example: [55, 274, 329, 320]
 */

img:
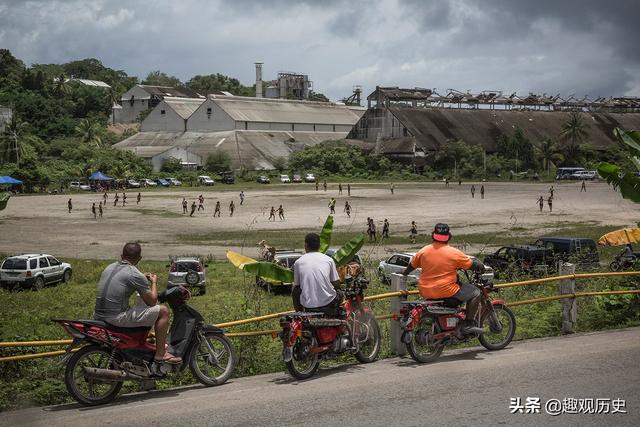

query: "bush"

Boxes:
[205, 151, 231, 173]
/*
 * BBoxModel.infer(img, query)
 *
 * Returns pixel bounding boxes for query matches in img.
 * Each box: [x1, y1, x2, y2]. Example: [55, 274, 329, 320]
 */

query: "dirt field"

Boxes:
[1, 181, 637, 261]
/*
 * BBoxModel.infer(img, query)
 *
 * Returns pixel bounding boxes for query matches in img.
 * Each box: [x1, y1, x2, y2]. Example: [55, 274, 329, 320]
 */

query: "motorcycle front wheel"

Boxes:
[354, 314, 381, 363]
[609, 261, 622, 272]
[406, 316, 444, 363]
[64, 345, 123, 406]
[285, 336, 319, 380]
[189, 332, 236, 386]
[478, 303, 516, 351]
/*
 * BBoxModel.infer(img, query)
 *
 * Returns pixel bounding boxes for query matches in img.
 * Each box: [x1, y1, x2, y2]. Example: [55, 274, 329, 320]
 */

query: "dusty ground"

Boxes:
[0, 181, 637, 261]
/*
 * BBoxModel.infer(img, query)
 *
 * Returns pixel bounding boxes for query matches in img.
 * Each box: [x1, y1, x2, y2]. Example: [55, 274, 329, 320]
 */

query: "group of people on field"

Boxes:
[67, 191, 142, 219]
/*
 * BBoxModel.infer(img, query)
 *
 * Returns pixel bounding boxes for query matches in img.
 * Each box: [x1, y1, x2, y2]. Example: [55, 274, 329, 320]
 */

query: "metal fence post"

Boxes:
[559, 262, 576, 334]
[390, 273, 408, 356]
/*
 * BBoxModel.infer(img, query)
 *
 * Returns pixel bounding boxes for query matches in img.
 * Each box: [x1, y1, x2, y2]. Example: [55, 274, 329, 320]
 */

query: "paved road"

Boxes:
[3, 328, 639, 427]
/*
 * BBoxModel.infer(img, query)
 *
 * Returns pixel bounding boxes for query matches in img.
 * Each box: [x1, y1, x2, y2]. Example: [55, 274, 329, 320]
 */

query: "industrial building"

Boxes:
[115, 95, 364, 171]
[111, 84, 207, 124]
[347, 86, 640, 168]
[255, 62, 312, 100]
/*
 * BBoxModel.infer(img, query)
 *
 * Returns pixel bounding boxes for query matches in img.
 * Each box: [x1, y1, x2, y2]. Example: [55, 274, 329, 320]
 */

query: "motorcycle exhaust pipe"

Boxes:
[83, 367, 129, 381]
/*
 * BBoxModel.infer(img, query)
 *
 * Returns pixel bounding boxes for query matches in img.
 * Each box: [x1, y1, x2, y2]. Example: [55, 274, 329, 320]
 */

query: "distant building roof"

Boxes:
[163, 97, 205, 119]
[138, 85, 205, 99]
[211, 95, 362, 125]
[368, 87, 433, 102]
[66, 78, 111, 88]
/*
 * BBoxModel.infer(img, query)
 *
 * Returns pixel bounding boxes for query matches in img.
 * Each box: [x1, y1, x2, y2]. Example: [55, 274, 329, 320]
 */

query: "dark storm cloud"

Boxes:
[0, 0, 638, 100]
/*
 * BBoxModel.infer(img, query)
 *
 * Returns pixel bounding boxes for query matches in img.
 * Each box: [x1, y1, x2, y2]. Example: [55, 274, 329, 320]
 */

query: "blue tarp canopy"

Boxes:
[88, 171, 113, 181]
[0, 176, 23, 185]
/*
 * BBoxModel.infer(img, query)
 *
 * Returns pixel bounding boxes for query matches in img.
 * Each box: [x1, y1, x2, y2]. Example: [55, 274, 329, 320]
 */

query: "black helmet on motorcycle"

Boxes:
[432, 223, 451, 243]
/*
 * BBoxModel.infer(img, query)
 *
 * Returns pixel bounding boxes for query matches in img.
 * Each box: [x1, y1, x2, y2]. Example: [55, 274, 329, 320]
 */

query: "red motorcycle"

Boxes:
[54, 286, 236, 405]
[279, 273, 381, 379]
[399, 271, 516, 363]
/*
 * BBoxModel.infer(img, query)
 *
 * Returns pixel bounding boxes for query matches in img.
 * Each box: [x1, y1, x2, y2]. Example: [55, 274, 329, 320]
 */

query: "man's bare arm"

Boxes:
[141, 273, 158, 306]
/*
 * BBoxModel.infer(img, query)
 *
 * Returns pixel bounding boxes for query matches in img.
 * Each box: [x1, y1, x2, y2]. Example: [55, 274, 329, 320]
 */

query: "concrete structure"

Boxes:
[0, 105, 12, 132]
[115, 95, 364, 171]
[112, 84, 205, 124]
[255, 62, 263, 98]
[141, 98, 205, 132]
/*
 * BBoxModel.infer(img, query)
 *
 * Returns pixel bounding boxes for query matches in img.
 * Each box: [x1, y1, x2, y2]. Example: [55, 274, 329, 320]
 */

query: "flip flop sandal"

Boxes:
[154, 354, 182, 364]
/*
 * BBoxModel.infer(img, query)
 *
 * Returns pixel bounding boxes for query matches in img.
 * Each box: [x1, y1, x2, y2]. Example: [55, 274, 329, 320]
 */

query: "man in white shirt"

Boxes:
[292, 233, 342, 316]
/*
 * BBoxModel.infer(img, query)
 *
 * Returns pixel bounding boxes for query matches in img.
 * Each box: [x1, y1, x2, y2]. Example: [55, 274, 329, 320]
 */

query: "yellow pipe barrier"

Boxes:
[495, 270, 640, 289]
[0, 339, 72, 348]
[0, 348, 78, 363]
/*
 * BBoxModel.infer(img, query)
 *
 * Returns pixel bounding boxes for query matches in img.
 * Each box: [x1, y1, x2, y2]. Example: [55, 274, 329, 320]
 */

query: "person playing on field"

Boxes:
[471, 185, 476, 198]
[229, 200, 235, 217]
[323, 181, 327, 192]
[68, 198, 73, 213]
[547, 196, 553, 212]
[338, 183, 343, 195]
[480, 185, 485, 199]
[99, 201, 103, 218]
[103, 191, 108, 205]
[344, 200, 351, 218]
[239, 191, 245, 205]
[409, 221, 418, 244]
[213, 201, 221, 217]
[269, 206, 276, 221]
[198, 194, 204, 211]
[347, 183, 351, 196]
[538, 196, 544, 212]
[278, 204, 285, 221]
[580, 179, 586, 192]
[382, 219, 390, 238]
[182, 197, 188, 214]
[122, 192, 127, 206]
[91, 202, 97, 219]
[328, 197, 336, 214]
[113, 193, 119, 207]
[189, 201, 197, 217]
[136, 192, 141, 205]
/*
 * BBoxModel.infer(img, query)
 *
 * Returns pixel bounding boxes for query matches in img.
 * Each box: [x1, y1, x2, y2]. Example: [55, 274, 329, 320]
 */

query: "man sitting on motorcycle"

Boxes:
[402, 223, 485, 337]
[291, 233, 342, 316]
[93, 242, 181, 364]
[620, 243, 635, 266]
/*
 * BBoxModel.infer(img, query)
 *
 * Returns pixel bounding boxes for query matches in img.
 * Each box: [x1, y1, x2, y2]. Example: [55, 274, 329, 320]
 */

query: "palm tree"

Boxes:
[1, 116, 31, 167]
[536, 138, 563, 177]
[75, 118, 103, 147]
[559, 112, 589, 162]
[54, 73, 69, 96]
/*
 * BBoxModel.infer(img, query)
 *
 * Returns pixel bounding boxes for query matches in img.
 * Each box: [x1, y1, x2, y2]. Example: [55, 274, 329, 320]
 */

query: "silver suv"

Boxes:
[0, 254, 72, 290]
[167, 257, 207, 295]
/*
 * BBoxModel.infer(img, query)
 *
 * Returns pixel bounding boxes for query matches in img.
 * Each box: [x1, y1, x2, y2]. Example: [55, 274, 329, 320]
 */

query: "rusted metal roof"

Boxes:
[368, 87, 433, 101]
[387, 107, 640, 151]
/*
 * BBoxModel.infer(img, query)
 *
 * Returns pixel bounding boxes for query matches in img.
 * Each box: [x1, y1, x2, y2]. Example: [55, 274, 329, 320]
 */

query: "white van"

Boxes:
[198, 175, 215, 186]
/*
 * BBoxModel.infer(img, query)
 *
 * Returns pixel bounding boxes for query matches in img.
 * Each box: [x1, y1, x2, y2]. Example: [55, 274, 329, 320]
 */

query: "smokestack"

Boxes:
[254, 62, 263, 98]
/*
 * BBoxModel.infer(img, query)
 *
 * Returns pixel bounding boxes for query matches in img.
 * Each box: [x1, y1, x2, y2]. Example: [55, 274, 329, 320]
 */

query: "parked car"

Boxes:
[220, 172, 235, 184]
[126, 179, 141, 188]
[292, 174, 303, 183]
[141, 178, 157, 187]
[556, 167, 585, 180]
[570, 170, 597, 180]
[166, 177, 182, 186]
[280, 174, 291, 183]
[0, 254, 72, 290]
[198, 175, 215, 186]
[377, 252, 420, 285]
[533, 237, 600, 266]
[69, 181, 91, 191]
[325, 247, 363, 267]
[304, 173, 316, 183]
[167, 257, 207, 295]
[256, 250, 303, 291]
[483, 245, 554, 279]
[156, 178, 170, 187]
[256, 175, 271, 184]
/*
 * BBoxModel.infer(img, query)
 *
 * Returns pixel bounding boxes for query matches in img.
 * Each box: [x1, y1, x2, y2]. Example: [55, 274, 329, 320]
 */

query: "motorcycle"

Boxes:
[278, 273, 381, 380]
[609, 253, 638, 271]
[54, 286, 236, 405]
[398, 271, 516, 363]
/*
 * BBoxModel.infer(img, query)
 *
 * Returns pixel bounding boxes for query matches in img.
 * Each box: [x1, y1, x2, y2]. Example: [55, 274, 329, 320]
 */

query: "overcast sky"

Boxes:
[1, 0, 639, 101]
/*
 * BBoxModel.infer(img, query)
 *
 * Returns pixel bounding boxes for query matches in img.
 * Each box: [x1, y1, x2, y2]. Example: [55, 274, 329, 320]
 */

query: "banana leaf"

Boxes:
[226, 251, 258, 268]
[614, 128, 640, 154]
[0, 192, 9, 211]
[243, 261, 294, 283]
[332, 235, 365, 267]
[319, 215, 334, 254]
[597, 162, 640, 203]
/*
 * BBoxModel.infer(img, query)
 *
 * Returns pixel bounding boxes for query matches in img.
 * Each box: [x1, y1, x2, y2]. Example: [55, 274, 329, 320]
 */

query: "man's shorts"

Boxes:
[451, 281, 481, 303]
[106, 301, 160, 328]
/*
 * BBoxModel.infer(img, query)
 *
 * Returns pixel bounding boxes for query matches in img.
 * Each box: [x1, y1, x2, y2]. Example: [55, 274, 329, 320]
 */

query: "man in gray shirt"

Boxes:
[94, 243, 181, 364]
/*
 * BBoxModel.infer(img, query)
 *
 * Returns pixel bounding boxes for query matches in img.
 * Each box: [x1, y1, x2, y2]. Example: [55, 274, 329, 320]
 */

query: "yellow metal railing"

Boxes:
[1, 271, 639, 363]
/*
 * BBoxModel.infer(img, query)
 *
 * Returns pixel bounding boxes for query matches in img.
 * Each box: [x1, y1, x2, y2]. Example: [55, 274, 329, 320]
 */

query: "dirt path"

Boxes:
[1, 181, 637, 260]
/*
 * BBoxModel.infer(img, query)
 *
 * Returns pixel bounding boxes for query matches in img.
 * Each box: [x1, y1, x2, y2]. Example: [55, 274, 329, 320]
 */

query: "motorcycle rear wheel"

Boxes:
[609, 261, 622, 272]
[478, 303, 516, 351]
[64, 345, 123, 406]
[189, 332, 236, 386]
[406, 316, 444, 363]
[354, 314, 381, 363]
[285, 336, 319, 380]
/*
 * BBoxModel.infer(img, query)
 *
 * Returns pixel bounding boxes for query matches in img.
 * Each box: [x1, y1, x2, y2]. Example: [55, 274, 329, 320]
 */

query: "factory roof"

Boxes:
[137, 85, 205, 99]
[163, 97, 205, 119]
[66, 78, 111, 88]
[368, 87, 434, 101]
[114, 129, 350, 170]
[386, 107, 640, 151]
[211, 95, 363, 125]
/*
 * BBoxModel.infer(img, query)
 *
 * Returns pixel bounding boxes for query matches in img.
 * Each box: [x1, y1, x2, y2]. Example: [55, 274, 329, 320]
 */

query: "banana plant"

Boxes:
[0, 192, 10, 211]
[598, 128, 640, 202]
[226, 215, 365, 284]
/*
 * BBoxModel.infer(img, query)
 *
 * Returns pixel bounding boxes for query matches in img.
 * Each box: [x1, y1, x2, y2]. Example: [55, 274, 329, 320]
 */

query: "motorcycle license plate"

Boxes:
[446, 317, 458, 328]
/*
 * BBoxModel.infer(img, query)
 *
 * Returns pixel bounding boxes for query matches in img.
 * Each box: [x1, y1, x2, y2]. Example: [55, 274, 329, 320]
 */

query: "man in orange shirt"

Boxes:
[402, 223, 485, 336]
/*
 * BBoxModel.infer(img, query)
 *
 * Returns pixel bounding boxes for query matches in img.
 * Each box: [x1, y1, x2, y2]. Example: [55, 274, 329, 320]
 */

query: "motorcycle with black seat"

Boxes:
[54, 286, 236, 405]
[399, 270, 516, 363]
[279, 273, 381, 380]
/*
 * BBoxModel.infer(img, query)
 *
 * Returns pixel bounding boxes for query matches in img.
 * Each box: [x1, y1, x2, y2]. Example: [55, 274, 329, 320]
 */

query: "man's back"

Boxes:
[94, 261, 150, 320]
[411, 242, 472, 299]
[294, 252, 338, 309]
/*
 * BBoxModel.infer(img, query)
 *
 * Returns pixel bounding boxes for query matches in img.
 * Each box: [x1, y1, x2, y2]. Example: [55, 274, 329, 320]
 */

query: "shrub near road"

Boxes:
[1, 256, 639, 410]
